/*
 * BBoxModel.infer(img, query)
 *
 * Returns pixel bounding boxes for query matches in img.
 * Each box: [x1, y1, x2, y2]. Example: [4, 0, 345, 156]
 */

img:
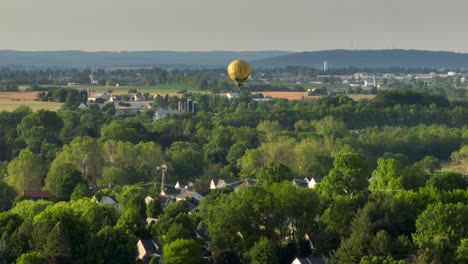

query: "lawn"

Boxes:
[0, 98, 63, 112]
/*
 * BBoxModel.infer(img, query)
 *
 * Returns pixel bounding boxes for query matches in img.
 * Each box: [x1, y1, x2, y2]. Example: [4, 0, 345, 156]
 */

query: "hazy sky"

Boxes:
[1, 0, 467, 52]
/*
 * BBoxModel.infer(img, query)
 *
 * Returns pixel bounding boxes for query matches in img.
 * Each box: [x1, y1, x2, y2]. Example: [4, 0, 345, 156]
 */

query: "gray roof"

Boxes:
[293, 178, 309, 188]
[234, 179, 258, 191]
[140, 238, 163, 257]
[293, 257, 325, 264]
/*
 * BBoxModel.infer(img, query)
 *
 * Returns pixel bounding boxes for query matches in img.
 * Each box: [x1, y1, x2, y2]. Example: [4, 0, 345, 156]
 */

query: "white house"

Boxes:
[137, 238, 163, 263]
[291, 257, 325, 264]
[145, 195, 174, 208]
[210, 179, 241, 190]
[226, 92, 239, 100]
[308, 178, 320, 189]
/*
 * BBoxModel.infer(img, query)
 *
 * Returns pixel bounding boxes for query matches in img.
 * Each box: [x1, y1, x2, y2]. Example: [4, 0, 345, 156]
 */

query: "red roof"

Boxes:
[23, 190, 51, 198]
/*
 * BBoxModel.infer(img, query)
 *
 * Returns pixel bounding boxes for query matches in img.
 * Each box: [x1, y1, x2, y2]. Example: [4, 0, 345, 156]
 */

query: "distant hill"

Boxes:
[252, 49, 468, 69]
[1, 49, 468, 69]
[0, 50, 291, 68]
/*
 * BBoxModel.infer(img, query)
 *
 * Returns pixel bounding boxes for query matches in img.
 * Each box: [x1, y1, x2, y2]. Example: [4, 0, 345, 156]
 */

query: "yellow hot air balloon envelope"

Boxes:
[227, 60, 252, 91]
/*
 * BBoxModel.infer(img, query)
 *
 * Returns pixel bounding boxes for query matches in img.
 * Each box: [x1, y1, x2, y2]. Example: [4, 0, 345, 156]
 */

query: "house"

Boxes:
[137, 238, 163, 264]
[226, 92, 239, 100]
[176, 190, 204, 202]
[175, 181, 194, 189]
[293, 177, 309, 188]
[308, 178, 320, 189]
[234, 179, 258, 192]
[92, 195, 118, 208]
[87, 92, 109, 102]
[292, 177, 320, 189]
[291, 257, 325, 264]
[22, 190, 50, 200]
[145, 195, 175, 208]
[210, 179, 241, 190]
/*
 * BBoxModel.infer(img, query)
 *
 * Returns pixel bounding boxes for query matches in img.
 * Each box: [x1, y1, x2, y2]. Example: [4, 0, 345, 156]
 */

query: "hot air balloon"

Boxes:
[227, 60, 251, 91]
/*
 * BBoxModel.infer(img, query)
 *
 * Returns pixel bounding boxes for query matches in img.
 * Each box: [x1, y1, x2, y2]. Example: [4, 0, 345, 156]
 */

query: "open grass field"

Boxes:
[0, 98, 63, 112]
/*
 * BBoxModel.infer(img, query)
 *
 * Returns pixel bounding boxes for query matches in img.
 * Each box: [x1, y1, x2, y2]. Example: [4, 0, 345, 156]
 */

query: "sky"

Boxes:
[1, 0, 467, 52]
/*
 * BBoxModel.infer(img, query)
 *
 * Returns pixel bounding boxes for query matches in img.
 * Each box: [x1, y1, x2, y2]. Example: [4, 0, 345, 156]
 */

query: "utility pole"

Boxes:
[158, 164, 167, 195]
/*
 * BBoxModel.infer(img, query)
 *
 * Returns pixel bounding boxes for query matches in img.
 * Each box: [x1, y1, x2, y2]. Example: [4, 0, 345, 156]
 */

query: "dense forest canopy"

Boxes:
[0, 73, 468, 263]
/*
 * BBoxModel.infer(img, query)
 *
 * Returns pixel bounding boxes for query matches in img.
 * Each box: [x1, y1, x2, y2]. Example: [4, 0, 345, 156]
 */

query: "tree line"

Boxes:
[0, 88, 467, 263]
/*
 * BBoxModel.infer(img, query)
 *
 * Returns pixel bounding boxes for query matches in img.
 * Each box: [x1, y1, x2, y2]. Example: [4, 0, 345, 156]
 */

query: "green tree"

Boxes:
[238, 148, 263, 179]
[162, 223, 195, 245]
[451, 145, 468, 175]
[249, 237, 279, 264]
[204, 185, 273, 250]
[321, 195, 363, 237]
[211, 249, 241, 264]
[87, 226, 137, 264]
[455, 238, 468, 264]
[64, 89, 83, 110]
[151, 201, 194, 244]
[370, 157, 405, 191]
[0, 180, 16, 210]
[163, 239, 203, 264]
[116, 207, 147, 238]
[257, 162, 293, 185]
[319, 152, 369, 198]
[426, 172, 467, 191]
[7, 149, 46, 192]
[166, 141, 204, 180]
[415, 156, 441, 173]
[16, 252, 48, 264]
[17, 110, 63, 153]
[44, 222, 72, 263]
[269, 182, 320, 242]
[100, 120, 147, 144]
[11, 199, 53, 223]
[147, 199, 163, 218]
[312, 115, 347, 139]
[45, 163, 83, 201]
[294, 139, 333, 178]
[50, 136, 102, 187]
[70, 183, 89, 201]
[0, 212, 26, 263]
[413, 203, 468, 248]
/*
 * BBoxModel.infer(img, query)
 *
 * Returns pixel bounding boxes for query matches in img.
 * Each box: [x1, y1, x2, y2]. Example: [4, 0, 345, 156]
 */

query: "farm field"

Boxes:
[0, 89, 376, 112]
[79, 84, 201, 94]
[0, 98, 63, 112]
